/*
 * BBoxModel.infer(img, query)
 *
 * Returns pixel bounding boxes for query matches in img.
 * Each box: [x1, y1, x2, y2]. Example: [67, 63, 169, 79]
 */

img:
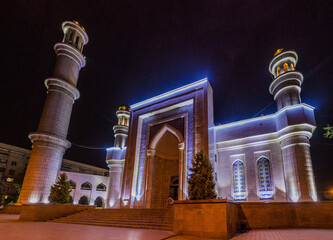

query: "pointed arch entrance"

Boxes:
[144, 123, 186, 208]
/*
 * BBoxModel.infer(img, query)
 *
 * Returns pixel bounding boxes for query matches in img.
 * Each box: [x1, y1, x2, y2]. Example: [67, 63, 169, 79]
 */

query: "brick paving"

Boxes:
[229, 229, 333, 240]
[164, 229, 333, 240]
[0, 214, 172, 240]
[1, 214, 333, 240]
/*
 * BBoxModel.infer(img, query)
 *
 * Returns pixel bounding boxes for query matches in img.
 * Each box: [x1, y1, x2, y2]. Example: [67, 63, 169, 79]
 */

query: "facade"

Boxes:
[106, 49, 317, 208]
[19, 21, 317, 207]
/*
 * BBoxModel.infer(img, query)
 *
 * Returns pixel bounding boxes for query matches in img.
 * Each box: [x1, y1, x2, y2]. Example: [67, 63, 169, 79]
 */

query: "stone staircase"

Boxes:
[49, 208, 174, 231]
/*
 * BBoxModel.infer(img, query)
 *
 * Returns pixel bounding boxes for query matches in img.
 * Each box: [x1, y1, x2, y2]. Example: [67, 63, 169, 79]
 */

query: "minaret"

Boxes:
[105, 106, 130, 208]
[269, 49, 317, 202]
[113, 106, 131, 148]
[19, 21, 88, 204]
[269, 49, 302, 110]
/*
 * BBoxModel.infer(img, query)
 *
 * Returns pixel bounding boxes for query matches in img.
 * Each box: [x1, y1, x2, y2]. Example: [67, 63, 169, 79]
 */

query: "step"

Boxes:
[52, 220, 173, 230]
[49, 208, 174, 231]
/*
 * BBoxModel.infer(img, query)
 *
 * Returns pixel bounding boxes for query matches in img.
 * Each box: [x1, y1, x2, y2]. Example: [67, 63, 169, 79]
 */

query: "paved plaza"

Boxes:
[0, 214, 332, 240]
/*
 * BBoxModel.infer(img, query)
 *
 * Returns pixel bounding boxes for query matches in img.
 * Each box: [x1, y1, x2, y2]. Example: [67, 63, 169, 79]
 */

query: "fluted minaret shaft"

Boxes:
[269, 49, 317, 202]
[19, 21, 88, 204]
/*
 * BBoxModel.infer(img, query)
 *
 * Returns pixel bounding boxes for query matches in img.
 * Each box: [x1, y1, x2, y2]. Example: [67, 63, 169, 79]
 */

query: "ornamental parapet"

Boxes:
[113, 125, 129, 134]
[106, 159, 125, 170]
[54, 43, 86, 67]
[28, 132, 71, 150]
[269, 71, 303, 95]
[44, 78, 80, 101]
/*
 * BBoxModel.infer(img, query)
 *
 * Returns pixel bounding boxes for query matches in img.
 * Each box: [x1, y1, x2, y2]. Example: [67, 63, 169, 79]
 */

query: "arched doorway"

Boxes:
[145, 124, 184, 208]
[78, 196, 89, 205]
[94, 197, 104, 208]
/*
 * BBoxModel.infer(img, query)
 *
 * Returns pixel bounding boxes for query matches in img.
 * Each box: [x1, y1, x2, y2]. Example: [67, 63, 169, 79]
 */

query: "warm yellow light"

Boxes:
[73, 20, 79, 25]
[6, 177, 14, 182]
[274, 48, 284, 56]
[4, 195, 8, 199]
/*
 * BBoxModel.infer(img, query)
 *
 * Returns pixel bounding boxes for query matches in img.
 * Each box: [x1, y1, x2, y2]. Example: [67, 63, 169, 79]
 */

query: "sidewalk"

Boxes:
[1, 214, 332, 240]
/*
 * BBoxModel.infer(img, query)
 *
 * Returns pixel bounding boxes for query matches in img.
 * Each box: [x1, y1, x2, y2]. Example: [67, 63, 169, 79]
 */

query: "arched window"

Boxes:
[81, 182, 92, 190]
[69, 31, 74, 43]
[283, 63, 289, 73]
[78, 196, 89, 205]
[290, 63, 294, 71]
[69, 180, 76, 190]
[277, 67, 281, 76]
[232, 160, 247, 200]
[94, 197, 104, 207]
[96, 183, 106, 191]
[74, 36, 80, 48]
[257, 157, 274, 199]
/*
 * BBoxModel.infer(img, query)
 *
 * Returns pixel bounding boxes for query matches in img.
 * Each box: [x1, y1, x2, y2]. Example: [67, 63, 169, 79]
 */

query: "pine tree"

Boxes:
[188, 151, 217, 200]
[48, 173, 72, 204]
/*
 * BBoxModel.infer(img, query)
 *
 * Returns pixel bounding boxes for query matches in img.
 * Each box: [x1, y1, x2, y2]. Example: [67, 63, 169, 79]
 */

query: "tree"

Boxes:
[324, 124, 333, 139]
[48, 173, 72, 204]
[0, 182, 6, 206]
[188, 151, 217, 200]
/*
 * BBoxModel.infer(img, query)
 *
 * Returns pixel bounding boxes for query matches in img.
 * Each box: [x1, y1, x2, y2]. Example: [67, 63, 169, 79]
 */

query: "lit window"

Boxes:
[232, 160, 247, 200]
[283, 63, 289, 73]
[6, 178, 14, 182]
[0, 157, 8, 163]
[277, 67, 281, 76]
[257, 157, 274, 199]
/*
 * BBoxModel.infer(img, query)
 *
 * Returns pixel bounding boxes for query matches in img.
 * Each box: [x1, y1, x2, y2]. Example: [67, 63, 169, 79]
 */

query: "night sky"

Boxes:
[1, 1, 332, 194]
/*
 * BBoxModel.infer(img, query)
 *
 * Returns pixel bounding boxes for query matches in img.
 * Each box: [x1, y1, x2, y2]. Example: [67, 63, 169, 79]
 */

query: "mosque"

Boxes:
[17, 21, 318, 208]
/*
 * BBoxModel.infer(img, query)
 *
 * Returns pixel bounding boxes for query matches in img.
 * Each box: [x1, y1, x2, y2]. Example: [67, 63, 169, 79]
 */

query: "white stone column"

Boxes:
[178, 142, 187, 200]
[281, 135, 317, 202]
[106, 160, 125, 208]
[144, 149, 155, 208]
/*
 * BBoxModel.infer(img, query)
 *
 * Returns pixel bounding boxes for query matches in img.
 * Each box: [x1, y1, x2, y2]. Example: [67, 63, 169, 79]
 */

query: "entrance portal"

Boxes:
[150, 128, 180, 208]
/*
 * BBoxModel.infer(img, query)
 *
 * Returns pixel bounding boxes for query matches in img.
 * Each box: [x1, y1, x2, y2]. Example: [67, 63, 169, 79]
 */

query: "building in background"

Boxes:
[0, 142, 108, 206]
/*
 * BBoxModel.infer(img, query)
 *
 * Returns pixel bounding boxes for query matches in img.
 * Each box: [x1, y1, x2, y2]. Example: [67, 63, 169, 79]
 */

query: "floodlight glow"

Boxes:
[214, 104, 315, 130]
[106, 147, 121, 151]
[130, 78, 208, 109]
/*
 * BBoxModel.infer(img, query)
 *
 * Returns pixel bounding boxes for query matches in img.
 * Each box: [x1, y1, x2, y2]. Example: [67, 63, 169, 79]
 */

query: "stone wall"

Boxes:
[19, 204, 94, 221]
[173, 199, 239, 239]
[174, 200, 333, 239]
[239, 201, 333, 229]
[2, 205, 22, 214]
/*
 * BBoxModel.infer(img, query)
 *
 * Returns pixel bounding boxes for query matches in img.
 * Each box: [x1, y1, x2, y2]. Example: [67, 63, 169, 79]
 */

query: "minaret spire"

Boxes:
[19, 21, 88, 204]
[269, 49, 317, 202]
[269, 49, 303, 110]
[113, 106, 130, 148]
[105, 106, 130, 208]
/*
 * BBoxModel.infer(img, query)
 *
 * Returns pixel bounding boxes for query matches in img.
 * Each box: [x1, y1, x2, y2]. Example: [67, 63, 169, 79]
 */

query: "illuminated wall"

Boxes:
[215, 104, 317, 202]
[120, 78, 214, 208]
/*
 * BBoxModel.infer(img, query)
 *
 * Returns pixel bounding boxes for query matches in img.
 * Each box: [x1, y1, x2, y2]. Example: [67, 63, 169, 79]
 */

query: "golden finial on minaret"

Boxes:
[274, 48, 284, 56]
